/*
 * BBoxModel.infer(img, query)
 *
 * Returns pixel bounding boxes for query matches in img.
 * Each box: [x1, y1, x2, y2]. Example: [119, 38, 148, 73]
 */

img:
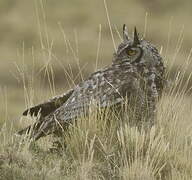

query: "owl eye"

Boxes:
[127, 49, 137, 56]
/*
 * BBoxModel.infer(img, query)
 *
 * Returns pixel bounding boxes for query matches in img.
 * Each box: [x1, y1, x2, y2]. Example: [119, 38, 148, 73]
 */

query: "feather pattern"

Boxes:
[18, 25, 166, 140]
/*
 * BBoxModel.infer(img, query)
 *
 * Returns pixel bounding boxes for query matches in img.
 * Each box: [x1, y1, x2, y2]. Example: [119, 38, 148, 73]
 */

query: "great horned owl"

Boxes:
[18, 25, 166, 140]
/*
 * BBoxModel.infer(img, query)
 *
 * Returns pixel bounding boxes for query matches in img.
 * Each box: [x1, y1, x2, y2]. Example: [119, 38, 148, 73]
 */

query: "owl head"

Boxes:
[114, 25, 165, 77]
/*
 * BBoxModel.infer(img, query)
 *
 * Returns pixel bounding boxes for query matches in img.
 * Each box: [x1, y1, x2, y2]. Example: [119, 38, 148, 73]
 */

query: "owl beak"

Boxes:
[133, 27, 140, 46]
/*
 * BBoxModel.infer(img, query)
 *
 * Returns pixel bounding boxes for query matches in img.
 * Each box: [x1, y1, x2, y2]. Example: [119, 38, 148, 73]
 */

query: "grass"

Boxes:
[1, 0, 192, 179]
[1, 82, 192, 179]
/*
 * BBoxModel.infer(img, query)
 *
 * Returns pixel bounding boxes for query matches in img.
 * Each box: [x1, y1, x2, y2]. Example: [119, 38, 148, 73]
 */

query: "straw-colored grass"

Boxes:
[1, 77, 192, 179]
[1, 0, 192, 179]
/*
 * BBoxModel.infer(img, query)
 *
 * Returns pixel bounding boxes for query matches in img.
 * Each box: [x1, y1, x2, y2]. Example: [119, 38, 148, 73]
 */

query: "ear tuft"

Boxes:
[133, 27, 140, 46]
[123, 24, 129, 42]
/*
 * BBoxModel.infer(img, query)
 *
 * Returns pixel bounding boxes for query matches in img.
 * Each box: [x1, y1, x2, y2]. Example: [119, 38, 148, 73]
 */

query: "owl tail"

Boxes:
[17, 118, 58, 141]
[17, 121, 46, 141]
[17, 125, 32, 135]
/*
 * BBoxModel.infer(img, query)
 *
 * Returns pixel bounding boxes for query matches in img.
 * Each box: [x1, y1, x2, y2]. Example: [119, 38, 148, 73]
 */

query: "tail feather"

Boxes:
[32, 119, 55, 140]
[17, 121, 43, 140]
[17, 125, 32, 135]
[17, 115, 67, 140]
[17, 119, 56, 141]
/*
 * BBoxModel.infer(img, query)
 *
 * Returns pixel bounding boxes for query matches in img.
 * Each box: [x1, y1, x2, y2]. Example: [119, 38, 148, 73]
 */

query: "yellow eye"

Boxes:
[127, 49, 136, 56]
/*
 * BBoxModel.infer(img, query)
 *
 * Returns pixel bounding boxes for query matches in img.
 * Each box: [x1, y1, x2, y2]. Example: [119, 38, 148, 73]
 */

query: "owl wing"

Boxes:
[30, 68, 143, 140]
[22, 89, 74, 117]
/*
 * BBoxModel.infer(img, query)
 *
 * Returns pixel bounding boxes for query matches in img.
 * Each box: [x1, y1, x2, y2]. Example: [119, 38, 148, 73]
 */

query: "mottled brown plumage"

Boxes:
[18, 25, 166, 140]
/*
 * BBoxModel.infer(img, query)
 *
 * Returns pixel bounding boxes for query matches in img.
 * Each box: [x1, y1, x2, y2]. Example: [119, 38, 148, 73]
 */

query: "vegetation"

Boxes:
[1, 0, 192, 179]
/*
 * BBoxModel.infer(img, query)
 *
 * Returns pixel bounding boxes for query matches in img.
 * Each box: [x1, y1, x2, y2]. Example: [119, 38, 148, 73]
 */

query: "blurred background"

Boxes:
[0, 0, 192, 127]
